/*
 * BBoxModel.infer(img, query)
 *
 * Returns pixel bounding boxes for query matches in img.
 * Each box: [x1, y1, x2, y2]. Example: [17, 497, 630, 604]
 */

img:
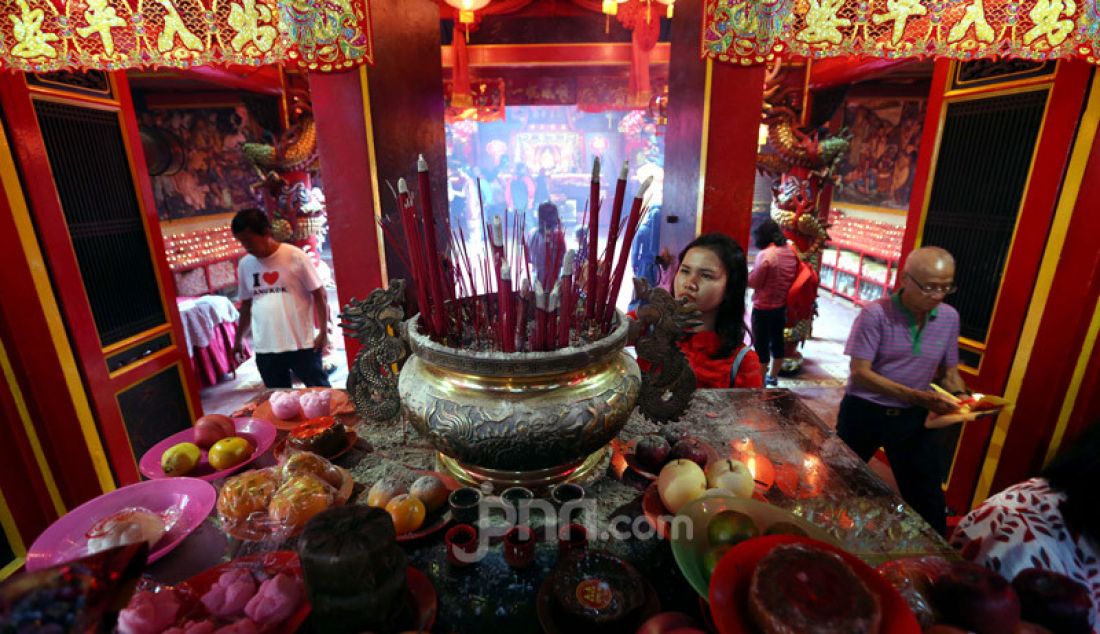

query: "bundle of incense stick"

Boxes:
[382, 155, 653, 352]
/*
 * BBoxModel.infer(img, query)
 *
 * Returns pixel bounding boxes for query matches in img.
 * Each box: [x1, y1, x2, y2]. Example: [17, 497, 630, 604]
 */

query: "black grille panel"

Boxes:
[34, 100, 166, 346]
[923, 90, 1048, 343]
[116, 365, 191, 463]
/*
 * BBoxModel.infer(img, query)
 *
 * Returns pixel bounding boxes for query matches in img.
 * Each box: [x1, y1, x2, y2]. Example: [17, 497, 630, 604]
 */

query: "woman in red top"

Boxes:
[672, 233, 764, 389]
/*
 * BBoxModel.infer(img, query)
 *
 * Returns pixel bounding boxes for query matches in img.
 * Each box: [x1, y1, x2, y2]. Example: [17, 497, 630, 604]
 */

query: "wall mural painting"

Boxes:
[834, 98, 926, 211]
[139, 106, 263, 220]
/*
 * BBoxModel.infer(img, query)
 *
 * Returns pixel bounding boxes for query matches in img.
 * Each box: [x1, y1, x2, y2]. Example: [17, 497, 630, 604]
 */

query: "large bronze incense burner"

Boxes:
[340, 157, 696, 490]
[399, 311, 640, 488]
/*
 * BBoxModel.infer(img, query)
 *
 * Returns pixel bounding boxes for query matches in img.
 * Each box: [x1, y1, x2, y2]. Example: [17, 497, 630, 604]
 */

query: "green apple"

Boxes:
[705, 458, 755, 498]
[707, 509, 758, 546]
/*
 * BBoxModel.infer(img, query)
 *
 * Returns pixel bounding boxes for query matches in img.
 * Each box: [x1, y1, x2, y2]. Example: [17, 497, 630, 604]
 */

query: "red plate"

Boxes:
[707, 535, 920, 634]
[176, 551, 309, 634]
[253, 389, 354, 431]
[406, 567, 438, 631]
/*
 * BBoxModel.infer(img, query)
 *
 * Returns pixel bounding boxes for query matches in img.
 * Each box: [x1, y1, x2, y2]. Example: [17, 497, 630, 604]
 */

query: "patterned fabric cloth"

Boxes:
[950, 477, 1100, 630]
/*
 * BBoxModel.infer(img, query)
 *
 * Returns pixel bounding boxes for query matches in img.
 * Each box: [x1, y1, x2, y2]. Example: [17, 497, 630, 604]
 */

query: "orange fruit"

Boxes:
[366, 477, 407, 508]
[385, 494, 426, 534]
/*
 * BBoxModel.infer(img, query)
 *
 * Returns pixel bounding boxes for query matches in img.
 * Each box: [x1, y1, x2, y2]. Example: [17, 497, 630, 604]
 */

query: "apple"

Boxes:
[669, 438, 709, 469]
[930, 561, 1021, 634]
[707, 509, 758, 547]
[634, 435, 671, 473]
[705, 458, 754, 498]
[657, 459, 707, 514]
[194, 414, 235, 448]
[637, 612, 702, 634]
[1012, 568, 1091, 634]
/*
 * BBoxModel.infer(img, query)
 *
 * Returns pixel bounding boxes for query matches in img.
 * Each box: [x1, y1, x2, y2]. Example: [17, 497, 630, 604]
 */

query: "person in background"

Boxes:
[950, 420, 1099, 630]
[837, 246, 967, 535]
[527, 202, 567, 289]
[748, 218, 799, 387]
[231, 208, 330, 388]
[671, 233, 764, 389]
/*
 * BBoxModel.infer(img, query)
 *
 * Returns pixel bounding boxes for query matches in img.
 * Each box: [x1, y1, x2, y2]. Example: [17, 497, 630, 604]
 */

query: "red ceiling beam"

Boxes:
[441, 42, 670, 68]
[808, 57, 911, 90]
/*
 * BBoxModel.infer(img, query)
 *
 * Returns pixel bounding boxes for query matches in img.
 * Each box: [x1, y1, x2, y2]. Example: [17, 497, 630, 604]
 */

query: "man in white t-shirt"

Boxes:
[231, 209, 330, 388]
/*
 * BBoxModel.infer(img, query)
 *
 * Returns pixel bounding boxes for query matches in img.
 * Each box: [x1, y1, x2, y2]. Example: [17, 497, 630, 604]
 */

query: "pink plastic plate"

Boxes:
[25, 477, 216, 571]
[139, 418, 276, 481]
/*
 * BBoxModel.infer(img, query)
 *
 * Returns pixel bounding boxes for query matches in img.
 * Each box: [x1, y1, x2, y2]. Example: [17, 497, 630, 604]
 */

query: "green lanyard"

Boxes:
[892, 292, 938, 355]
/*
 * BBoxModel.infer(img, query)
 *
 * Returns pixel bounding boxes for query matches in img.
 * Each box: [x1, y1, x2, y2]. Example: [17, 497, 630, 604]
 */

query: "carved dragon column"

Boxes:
[755, 62, 850, 373]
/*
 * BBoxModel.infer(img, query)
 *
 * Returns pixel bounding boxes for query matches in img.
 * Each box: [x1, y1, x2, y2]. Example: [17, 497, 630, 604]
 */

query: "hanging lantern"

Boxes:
[445, 0, 491, 24]
[602, 0, 618, 16]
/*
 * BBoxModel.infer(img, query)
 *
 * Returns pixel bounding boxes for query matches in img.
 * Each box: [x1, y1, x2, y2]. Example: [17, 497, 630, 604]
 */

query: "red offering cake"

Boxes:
[748, 543, 882, 634]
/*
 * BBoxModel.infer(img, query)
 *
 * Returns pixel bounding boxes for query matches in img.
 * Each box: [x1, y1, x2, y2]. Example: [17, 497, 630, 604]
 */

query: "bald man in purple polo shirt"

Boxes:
[837, 246, 970, 535]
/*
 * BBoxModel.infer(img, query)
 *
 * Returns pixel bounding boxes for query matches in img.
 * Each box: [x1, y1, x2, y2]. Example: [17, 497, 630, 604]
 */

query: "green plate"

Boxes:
[669, 494, 837, 600]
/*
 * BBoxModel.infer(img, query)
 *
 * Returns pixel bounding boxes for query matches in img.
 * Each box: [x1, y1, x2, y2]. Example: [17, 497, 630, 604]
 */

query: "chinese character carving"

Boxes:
[228, 0, 276, 53]
[1024, 0, 1076, 47]
[10, 0, 58, 58]
[797, 0, 851, 45]
[155, 0, 203, 53]
[872, 0, 927, 45]
[76, 0, 126, 55]
[947, 0, 995, 43]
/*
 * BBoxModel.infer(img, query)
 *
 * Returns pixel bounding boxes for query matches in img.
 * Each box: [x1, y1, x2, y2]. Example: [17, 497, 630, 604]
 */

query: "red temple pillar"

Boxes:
[662, 0, 764, 253]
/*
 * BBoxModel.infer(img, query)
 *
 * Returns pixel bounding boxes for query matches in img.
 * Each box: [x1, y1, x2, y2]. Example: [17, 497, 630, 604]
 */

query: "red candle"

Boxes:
[603, 176, 654, 332]
[558, 250, 574, 349]
[585, 157, 600, 323]
[500, 262, 515, 352]
[546, 285, 560, 352]
[596, 161, 628, 328]
[534, 280, 547, 352]
[417, 155, 447, 340]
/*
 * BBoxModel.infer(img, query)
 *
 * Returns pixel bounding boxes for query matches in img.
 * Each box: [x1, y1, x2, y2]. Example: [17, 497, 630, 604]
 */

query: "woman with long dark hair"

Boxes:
[670, 233, 764, 388]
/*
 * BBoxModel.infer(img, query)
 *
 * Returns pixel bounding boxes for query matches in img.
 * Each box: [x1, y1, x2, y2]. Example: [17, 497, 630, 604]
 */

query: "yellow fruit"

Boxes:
[409, 475, 448, 513]
[366, 477, 407, 508]
[161, 442, 201, 476]
[385, 494, 426, 534]
[208, 436, 254, 471]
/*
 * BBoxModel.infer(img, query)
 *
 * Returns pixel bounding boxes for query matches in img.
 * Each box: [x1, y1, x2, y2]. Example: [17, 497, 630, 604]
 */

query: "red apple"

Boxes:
[634, 435, 671, 473]
[669, 438, 709, 469]
[930, 561, 1020, 634]
[636, 611, 701, 634]
[1012, 568, 1091, 634]
[194, 414, 235, 448]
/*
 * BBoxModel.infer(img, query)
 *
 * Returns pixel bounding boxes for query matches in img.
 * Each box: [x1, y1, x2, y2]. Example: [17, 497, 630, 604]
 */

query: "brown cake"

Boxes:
[287, 417, 347, 458]
[748, 543, 882, 634]
[297, 505, 414, 633]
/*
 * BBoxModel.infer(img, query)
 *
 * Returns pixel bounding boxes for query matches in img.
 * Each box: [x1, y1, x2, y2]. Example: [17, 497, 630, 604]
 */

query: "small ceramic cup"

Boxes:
[444, 523, 480, 567]
[503, 525, 536, 569]
[448, 486, 483, 526]
[557, 523, 588, 560]
[550, 483, 585, 505]
[499, 486, 534, 522]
